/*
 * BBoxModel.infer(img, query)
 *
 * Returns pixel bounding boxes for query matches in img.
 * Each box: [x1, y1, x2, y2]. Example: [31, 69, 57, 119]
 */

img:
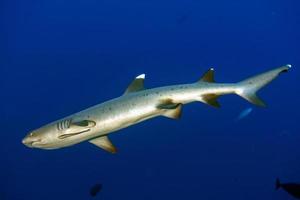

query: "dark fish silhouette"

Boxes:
[276, 178, 300, 199]
[90, 183, 103, 197]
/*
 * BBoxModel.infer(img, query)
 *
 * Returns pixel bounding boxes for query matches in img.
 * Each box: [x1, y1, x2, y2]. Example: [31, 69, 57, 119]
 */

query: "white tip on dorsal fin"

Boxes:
[124, 74, 146, 94]
[136, 74, 146, 79]
[198, 67, 215, 83]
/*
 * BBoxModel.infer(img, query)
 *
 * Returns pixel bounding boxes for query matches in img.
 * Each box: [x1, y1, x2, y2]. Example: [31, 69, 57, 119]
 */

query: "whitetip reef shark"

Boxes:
[22, 65, 291, 153]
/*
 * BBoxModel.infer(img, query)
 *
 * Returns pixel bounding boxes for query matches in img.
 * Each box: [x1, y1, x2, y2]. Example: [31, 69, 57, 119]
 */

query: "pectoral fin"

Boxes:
[89, 136, 117, 153]
[162, 104, 182, 119]
[157, 99, 183, 119]
[124, 74, 146, 94]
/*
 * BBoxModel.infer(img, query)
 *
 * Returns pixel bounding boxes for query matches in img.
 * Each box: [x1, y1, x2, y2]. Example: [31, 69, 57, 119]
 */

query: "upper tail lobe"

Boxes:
[235, 65, 291, 106]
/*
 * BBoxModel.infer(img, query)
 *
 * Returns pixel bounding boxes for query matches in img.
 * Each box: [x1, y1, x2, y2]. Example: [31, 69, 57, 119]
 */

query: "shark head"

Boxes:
[22, 118, 97, 149]
[22, 124, 60, 149]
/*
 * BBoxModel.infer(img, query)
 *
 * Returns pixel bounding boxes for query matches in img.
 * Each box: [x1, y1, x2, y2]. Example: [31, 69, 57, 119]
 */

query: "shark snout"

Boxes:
[22, 136, 41, 148]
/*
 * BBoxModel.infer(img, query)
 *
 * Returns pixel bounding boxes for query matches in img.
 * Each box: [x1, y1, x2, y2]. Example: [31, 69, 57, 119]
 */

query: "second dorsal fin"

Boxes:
[124, 74, 146, 94]
[199, 68, 215, 83]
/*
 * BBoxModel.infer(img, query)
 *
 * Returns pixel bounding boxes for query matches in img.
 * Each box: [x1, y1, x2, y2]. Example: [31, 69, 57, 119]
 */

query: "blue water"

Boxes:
[1, 0, 299, 199]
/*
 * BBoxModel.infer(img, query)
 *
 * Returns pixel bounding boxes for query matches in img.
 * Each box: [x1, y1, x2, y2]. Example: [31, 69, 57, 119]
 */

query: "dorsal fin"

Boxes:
[199, 68, 215, 83]
[124, 74, 146, 94]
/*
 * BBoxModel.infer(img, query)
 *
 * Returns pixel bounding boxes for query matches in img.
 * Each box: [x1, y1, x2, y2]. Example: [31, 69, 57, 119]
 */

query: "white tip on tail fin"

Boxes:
[235, 65, 291, 107]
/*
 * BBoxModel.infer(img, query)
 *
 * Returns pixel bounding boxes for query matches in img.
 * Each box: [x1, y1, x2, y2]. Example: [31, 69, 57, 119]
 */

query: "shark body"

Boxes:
[22, 65, 291, 153]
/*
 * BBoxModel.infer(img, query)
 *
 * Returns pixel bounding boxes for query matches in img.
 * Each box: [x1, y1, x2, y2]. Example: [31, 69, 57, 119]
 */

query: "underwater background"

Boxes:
[1, 0, 299, 199]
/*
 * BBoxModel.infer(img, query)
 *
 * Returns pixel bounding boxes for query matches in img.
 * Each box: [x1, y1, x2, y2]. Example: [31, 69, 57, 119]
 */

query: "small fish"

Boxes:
[276, 178, 300, 199]
[90, 183, 103, 197]
[236, 107, 253, 121]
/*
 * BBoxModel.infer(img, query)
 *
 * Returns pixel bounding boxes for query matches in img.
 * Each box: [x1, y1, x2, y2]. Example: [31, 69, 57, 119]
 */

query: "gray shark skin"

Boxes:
[22, 65, 291, 153]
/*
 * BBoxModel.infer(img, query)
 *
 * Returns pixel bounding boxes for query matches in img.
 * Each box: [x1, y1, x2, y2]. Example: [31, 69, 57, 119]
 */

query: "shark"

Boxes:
[22, 65, 291, 153]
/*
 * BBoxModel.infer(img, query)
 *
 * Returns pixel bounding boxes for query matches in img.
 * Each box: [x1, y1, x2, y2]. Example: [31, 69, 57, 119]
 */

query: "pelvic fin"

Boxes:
[157, 99, 182, 119]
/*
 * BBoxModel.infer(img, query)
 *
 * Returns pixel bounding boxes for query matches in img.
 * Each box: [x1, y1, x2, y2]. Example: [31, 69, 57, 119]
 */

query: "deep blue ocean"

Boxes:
[1, 0, 299, 199]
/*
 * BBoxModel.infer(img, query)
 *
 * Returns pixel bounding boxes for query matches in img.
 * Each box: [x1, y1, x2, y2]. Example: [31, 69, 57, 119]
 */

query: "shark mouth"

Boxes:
[58, 129, 91, 139]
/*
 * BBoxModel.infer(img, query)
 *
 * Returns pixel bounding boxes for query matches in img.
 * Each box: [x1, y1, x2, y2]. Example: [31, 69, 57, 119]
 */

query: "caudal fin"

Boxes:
[235, 65, 291, 107]
[276, 178, 281, 190]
